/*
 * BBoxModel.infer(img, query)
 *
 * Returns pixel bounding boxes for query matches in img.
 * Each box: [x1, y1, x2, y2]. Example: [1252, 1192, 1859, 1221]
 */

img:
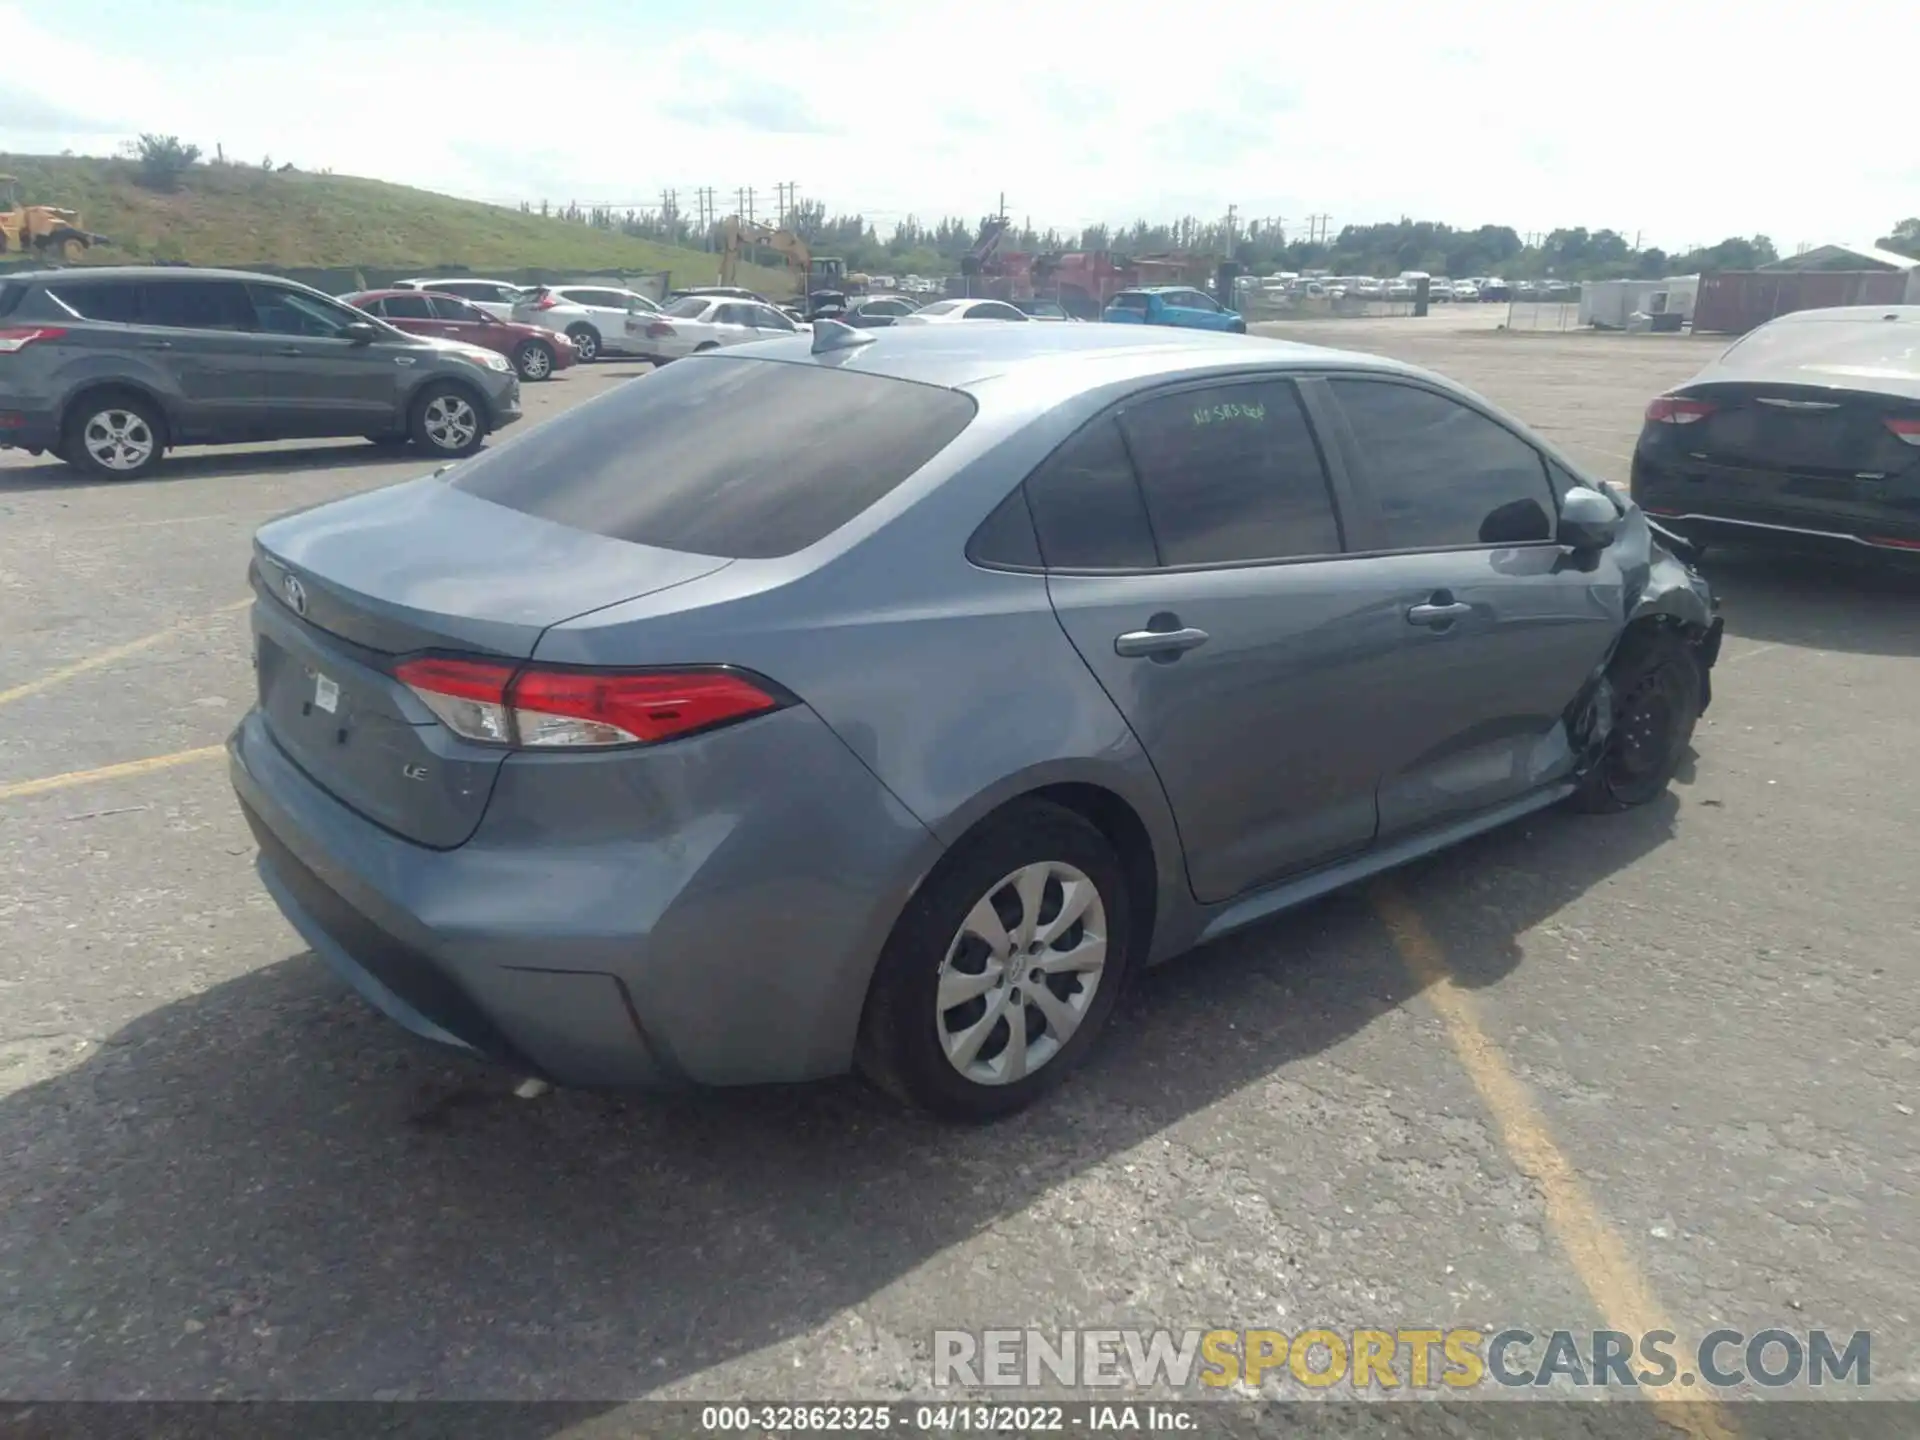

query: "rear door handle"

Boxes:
[1115, 626, 1210, 658]
[139, 340, 172, 351]
[276, 345, 303, 356]
[1407, 601, 1472, 627]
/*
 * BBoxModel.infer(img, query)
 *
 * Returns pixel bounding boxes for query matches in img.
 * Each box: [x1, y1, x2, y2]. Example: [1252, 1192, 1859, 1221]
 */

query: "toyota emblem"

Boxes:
[282, 573, 308, 616]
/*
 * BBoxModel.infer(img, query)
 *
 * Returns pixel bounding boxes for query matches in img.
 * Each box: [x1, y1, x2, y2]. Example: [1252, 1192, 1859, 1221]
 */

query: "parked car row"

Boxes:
[0, 266, 522, 479]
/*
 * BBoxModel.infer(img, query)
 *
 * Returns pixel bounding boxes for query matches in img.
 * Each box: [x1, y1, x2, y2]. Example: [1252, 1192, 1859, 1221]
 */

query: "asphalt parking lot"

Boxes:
[2, 319, 1916, 1424]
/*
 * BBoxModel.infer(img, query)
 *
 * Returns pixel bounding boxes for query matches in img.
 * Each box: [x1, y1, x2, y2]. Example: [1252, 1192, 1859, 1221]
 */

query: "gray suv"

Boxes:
[0, 267, 522, 480]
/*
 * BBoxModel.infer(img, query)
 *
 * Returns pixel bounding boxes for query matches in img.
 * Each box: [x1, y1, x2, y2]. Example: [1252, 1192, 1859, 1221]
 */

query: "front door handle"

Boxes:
[1115, 626, 1210, 658]
[277, 345, 303, 356]
[139, 340, 172, 350]
[1407, 601, 1472, 627]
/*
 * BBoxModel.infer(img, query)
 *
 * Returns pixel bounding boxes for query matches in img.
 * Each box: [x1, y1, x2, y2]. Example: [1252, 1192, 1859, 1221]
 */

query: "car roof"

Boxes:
[726, 321, 1421, 390]
[404, 276, 521, 285]
[350, 288, 465, 300]
[3, 265, 286, 284]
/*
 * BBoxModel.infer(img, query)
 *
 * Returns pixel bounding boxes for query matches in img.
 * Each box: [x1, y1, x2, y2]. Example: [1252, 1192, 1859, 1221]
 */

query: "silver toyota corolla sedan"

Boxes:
[230, 321, 1721, 1120]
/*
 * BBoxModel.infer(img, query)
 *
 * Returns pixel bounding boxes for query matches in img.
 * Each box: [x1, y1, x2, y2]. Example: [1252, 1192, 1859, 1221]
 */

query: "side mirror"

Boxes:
[1558, 485, 1619, 551]
[340, 320, 378, 346]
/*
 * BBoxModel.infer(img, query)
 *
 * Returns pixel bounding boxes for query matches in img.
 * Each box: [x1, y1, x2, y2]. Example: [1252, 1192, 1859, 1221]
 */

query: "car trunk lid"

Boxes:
[250, 476, 729, 847]
[1659, 381, 1920, 533]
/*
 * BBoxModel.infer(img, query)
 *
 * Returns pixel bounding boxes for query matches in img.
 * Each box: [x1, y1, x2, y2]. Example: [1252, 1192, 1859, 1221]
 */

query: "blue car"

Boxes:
[1102, 285, 1247, 334]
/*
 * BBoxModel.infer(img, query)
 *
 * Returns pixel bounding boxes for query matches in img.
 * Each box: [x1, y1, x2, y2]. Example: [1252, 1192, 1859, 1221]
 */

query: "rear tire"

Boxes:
[407, 382, 487, 459]
[62, 390, 164, 480]
[856, 801, 1133, 1121]
[566, 325, 600, 362]
[1569, 627, 1703, 813]
[514, 340, 556, 381]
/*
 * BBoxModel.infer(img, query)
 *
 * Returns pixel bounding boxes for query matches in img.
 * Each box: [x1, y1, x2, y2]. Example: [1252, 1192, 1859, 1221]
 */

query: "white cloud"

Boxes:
[1, 0, 1911, 250]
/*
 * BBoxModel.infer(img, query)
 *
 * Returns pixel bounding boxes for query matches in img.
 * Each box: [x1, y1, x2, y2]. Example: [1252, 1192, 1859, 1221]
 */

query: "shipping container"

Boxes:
[1693, 269, 1918, 335]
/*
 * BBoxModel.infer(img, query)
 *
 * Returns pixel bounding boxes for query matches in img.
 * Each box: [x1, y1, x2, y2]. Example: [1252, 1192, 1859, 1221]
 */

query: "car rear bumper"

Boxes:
[228, 703, 938, 1089]
[1632, 454, 1920, 561]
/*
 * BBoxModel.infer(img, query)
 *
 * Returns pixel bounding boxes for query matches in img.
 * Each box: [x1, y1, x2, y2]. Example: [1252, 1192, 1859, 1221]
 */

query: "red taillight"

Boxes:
[1868, 535, 1920, 550]
[395, 658, 782, 750]
[1884, 417, 1920, 447]
[1646, 396, 1715, 425]
[0, 326, 68, 353]
[644, 321, 676, 338]
[530, 293, 558, 310]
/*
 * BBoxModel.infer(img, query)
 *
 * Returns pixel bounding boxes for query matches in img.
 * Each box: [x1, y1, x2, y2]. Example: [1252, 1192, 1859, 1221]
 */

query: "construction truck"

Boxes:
[0, 176, 110, 263]
[718, 217, 849, 317]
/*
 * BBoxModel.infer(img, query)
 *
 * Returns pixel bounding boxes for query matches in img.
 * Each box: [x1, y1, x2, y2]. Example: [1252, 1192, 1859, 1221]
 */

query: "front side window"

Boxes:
[1120, 381, 1342, 565]
[1330, 379, 1554, 549]
[247, 284, 369, 337]
[427, 295, 486, 322]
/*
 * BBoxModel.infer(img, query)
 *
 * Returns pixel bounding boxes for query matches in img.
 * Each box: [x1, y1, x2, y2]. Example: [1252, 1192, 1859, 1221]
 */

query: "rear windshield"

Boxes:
[449, 356, 978, 559]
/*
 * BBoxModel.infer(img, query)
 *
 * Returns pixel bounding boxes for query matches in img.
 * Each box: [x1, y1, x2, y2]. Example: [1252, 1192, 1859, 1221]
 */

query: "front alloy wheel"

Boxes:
[421, 394, 478, 452]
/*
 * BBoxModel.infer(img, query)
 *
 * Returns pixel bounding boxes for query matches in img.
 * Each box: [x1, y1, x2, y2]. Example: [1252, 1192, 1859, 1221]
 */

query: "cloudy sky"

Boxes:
[2, 0, 1912, 252]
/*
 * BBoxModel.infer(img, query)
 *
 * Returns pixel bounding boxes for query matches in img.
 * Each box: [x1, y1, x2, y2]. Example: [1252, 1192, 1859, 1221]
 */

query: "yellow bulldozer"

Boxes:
[0, 175, 110, 263]
[717, 216, 851, 316]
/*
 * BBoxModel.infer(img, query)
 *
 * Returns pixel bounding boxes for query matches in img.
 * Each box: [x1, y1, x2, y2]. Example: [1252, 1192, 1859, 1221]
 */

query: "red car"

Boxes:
[341, 289, 577, 381]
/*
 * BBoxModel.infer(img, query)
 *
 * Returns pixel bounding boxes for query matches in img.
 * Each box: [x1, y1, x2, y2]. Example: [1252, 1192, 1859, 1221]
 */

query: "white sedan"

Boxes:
[628, 295, 805, 361]
[894, 297, 1030, 324]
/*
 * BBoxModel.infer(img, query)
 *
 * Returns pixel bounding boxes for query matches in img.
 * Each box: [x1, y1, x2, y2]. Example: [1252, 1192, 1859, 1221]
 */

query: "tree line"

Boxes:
[528, 199, 1919, 281]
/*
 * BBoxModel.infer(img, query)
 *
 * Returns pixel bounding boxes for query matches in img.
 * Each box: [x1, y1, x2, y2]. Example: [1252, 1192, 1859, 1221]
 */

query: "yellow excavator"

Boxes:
[718, 216, 850, 316]
[0, 175, 110, 262]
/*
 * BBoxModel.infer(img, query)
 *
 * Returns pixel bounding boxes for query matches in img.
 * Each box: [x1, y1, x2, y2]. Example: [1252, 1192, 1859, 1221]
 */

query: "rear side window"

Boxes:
[44, 282, 142, 323]
[1109, 294, 1149, 312]
[381, 293, 435, 319]
[449, 357, 977, 559]
[138, 280, 255, 331]
[1120, 381, 1342, 564]
[1330, 379, 1554, 549]
[1023, 418, 1159, 569]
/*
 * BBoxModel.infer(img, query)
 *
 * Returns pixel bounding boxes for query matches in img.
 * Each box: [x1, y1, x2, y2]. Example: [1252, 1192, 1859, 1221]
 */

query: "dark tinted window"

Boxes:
[968, 302, 1024, 321]
[1023, 418, 1158, 569]
[0, 280, 21, 318]
[247, 285, 363, 337]
[967, 487, 1043, 569]
[715, 304, 754, 326]
[1331, 380, 1554, 548]
[138, 279, 255, 331]
[565, 288, 626, 308]
[1120, 382, 1342, 564]
[45, 281, 142, 323]
[450, 357, 976, 559]
[381, 293, 435, 319]
[427, 294, 484, 322]
[1109, 293, 1149, 312]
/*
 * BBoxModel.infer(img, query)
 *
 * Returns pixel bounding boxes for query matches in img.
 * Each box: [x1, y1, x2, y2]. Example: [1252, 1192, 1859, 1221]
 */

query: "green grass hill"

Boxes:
[2, 154, 789, 291]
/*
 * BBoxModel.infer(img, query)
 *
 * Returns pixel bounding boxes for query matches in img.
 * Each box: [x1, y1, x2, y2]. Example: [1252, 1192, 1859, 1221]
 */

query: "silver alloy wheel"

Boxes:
[82, 408, 156, 473]
[936, 860, 1108, 1086]
[571, 329, 598, 361]
[422, 394, 479, 450]
[520, 345, 551, 379]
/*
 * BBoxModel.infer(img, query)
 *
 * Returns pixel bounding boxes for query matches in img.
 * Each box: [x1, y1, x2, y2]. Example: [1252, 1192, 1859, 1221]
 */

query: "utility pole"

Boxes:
[997, 191, 1007, 222]
[1225, 204, 1238, 247]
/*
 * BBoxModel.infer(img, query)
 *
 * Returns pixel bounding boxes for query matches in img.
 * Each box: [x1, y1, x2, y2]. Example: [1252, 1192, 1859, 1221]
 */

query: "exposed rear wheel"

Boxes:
[408, 383, 486, 458]
[856, 801, 1133, 1121]
[63, 392, 163, 479]
[1569, 627, 1703, 813]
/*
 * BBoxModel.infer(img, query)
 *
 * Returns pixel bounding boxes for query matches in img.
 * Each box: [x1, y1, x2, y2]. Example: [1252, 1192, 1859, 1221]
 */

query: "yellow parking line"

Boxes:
[1371, 881, 1738, 1440]
[0, 745, 225, 803]
[0, 599, 250, 710]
